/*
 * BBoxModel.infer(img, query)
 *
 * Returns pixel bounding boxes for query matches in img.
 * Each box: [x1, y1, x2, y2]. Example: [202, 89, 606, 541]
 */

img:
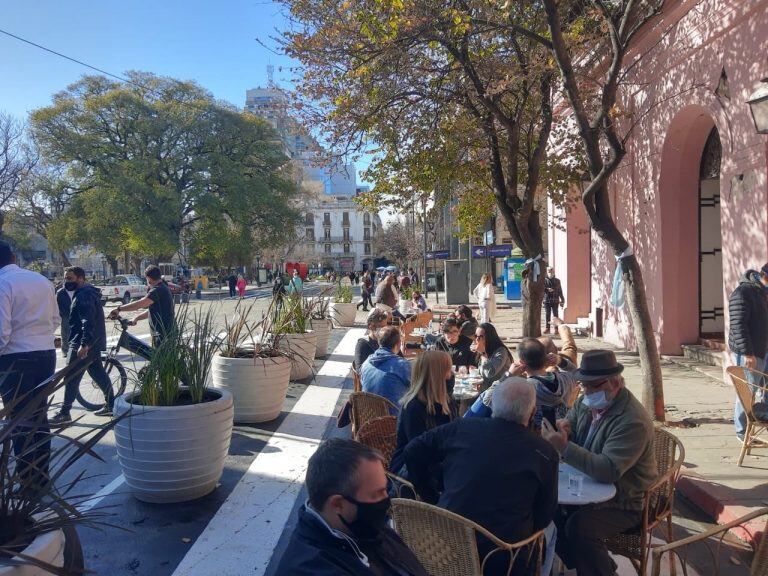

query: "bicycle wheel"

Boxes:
[76, 357, 128, 411]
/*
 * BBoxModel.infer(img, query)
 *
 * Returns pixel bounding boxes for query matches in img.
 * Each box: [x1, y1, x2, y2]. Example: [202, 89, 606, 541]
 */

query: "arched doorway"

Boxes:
[698, 128, 724, 339]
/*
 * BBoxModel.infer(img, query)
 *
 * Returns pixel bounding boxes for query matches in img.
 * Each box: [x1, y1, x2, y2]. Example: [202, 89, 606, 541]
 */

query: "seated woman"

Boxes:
[471, 322, 513, 391]
[353, 308, 389, 370]
[390, 350, 455, 477]
[410, 290, 428, 312]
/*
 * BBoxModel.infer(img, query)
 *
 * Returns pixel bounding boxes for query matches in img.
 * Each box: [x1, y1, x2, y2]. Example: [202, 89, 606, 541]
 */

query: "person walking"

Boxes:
[287, 269, 304, 294]
[473, 273, 496, 324]
[227, 273, 237, 298]
[56, 282, 75, 357]
[51, 267, 115, 424]
[0, 241, 60, 490]
[543, 267, 565, 334]
[236, 274, 247, 299]
[727, 265, 768, 441]
[357, 272, 374, 311]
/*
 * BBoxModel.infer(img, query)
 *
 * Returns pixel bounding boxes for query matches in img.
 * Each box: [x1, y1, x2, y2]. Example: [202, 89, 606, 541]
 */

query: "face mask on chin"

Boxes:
[582, 389, 612, 410]
[338, 495, 391, 540]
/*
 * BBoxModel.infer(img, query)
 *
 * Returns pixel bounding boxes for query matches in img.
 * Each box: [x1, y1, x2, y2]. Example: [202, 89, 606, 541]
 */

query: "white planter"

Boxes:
[398, 298, 410, 315]
[0, 529, 64, 576]
[277, 330, 317, 380]
[212, 353, 291, 423]
[330, 302, 357, 327]
[113, 387, 234, 504]
[311, 317, 333, 357]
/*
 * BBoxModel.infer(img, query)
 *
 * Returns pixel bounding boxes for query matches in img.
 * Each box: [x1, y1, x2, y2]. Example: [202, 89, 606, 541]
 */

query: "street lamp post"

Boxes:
[255, 253, 261, 287]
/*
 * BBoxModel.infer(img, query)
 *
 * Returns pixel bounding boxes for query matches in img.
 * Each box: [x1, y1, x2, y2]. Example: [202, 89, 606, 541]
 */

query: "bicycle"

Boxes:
[75, 317, 154, 411]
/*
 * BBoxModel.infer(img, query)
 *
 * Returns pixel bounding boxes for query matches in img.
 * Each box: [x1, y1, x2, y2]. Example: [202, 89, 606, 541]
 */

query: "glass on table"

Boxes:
[568, 473, 583, 496]
[458, 365, 469, 377]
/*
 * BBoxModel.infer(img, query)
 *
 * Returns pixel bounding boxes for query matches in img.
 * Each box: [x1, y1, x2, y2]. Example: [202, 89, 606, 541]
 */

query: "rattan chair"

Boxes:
[386, 471, 419, 499]
[726, 366, 768, 466]
[390, 498, 544, 576]
[604, 426, 686, 576]
[351, 367, 362, 393]
[651, 507, 768, 576]
[414, 311, 434, 328]
[349, 391, 398, 439]
[357, 415, 397, 466]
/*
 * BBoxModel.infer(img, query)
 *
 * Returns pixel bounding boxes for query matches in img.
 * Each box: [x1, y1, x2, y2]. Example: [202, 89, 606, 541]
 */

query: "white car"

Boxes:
[97, 274, 145, 304]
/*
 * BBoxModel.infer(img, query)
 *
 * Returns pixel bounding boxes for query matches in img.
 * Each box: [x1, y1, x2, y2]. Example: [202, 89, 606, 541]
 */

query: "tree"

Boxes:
[374, 219, 424, 268]
[29, 72, 300, 265]
[540, 0, 666, 420]
[280, 0, 579, 336]
[0, 112, 36, 235]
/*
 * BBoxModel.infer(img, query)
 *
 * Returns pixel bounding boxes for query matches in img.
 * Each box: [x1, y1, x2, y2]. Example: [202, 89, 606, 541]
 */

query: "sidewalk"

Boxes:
[422, 298, 767, 547]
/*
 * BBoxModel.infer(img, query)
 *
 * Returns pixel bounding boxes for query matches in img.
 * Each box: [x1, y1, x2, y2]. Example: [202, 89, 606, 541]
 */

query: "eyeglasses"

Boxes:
[476, 334, 486, 340]
[580, 379, 610, 391]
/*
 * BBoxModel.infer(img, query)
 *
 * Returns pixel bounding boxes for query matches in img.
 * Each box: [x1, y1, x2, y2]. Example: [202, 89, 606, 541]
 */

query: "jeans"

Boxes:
[228, 285, 236, 297]
[733, 352, 767, 436]
[544, 303, 559, 330]
[61, 348, 114, 413]
[556, 505, 641, 576]
[358, 292, 373, 309]
[0, 349, 56, 490]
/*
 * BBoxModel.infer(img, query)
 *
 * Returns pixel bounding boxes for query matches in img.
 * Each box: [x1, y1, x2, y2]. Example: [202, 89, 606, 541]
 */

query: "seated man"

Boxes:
[540, 349, 657, 576]
[455, 305, 478, 339]
[360, 326, 411, 408]
[276, 438, 427, 575]
[404, 377, 558, 575]
[430, 318, 477, 369]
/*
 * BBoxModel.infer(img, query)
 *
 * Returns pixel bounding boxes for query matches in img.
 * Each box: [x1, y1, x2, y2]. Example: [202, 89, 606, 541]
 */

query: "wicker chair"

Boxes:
[390, 498, 544, 576]
[604, 426, 686, 575]
[651, 507, 768, 576]
[357, 415, 397, 466]
[386, 472, 419, 499]
[349, 391, 398, 439]
[351, 367, 362, 393]
[414, 311, 434, 328]
[726, 366, 768, 466]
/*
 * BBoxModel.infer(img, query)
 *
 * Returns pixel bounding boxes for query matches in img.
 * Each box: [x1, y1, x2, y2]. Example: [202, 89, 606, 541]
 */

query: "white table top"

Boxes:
[452, 377, 483, 400]
[558, 462, 617, 505]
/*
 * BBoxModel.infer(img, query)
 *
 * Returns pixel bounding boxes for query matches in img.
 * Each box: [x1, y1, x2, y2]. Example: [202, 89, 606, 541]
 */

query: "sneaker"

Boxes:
[49, 412, 72, 426]
[94, 407, 113, 417]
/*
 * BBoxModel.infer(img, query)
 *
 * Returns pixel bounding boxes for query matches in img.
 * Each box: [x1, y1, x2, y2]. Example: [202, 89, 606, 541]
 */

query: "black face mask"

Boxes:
[339, 495, 391, 540]
[64, 281, 78, 291]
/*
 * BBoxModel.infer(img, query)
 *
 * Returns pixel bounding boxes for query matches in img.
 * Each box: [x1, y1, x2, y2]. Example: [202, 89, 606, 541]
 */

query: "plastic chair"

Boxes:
[357, 415, 397, 466]
[726, 366, 768, 466]
[349, 391, 397, 439]
[390, 498, 544, 576]
[604, 426, 686, 575]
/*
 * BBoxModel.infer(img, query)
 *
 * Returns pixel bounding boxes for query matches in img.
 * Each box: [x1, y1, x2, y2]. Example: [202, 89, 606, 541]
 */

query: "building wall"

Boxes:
[553, 0, 768, 354]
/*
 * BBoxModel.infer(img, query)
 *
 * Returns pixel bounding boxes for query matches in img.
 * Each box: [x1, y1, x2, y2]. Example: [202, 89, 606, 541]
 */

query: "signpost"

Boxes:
[471, 244, 513, 258]
[426, 249, 451, 260]
[471, 246, 487, 258]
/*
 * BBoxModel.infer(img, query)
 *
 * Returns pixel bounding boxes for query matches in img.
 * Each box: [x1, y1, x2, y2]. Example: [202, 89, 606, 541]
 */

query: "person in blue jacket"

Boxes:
[360, 326, 411, 410]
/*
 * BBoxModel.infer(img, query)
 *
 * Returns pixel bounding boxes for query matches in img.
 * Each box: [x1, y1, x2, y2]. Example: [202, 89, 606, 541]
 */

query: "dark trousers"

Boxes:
[556, 506, 641, 576]
[61, 348, 114, 413]
[228, 285, 236, 297]
[544, 303, 559, 329]
[0, 349, 56, 488]
[60, 315, 70, 355]
[358, 292, 373, 309]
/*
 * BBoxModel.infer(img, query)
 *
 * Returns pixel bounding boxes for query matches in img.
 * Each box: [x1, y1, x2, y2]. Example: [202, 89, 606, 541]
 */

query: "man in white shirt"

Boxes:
[0, 241, 60, 488]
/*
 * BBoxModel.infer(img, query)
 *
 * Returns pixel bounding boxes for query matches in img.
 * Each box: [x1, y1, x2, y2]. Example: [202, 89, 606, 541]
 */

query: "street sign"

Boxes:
[426, 249, 451, 260]
[487, 244, 513, 258]
[471, 246, 487, 258]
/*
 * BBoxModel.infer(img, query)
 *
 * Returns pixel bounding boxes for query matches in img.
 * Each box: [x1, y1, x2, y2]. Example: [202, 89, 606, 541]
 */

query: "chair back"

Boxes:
[349, 391, 398, 438]
[415, 311, 434, 328]
[390, 498, 543, 576]
[752, 529, 768, 576]
[727, 366, 760, 423]
[351, 368, 362, 392]
[645, 427, 685, 532]
[357, 415, 397, 466]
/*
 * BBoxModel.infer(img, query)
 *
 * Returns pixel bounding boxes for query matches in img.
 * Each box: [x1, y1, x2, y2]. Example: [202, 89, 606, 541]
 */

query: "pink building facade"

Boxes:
[549, 0, 768, 355]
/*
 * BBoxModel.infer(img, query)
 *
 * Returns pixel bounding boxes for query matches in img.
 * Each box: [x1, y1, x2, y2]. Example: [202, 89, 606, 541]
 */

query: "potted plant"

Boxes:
[399, 284, 414, 315]
[211, 300, 292, 423]
[330, 282, 356, 327]
[271, 293, 318, 380]
[113, 306, 234, 504]
[1, 360, 118, 575]
[308, 289, 334, 357]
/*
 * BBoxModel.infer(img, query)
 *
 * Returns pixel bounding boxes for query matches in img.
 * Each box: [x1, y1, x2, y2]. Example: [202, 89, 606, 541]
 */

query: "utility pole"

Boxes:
[422, 196, 429, 299]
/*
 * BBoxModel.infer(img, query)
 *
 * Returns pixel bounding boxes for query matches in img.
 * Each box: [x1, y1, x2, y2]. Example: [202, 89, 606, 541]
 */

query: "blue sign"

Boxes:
[426, 250, 451, 260]
[487, 244, 513, 258]
[471, 246, 486, 258]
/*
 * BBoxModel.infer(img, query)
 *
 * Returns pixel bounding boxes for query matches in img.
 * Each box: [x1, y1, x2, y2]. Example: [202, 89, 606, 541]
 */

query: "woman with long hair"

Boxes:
[389, 350, 455, 475]
[472, 273, 496, 323]
[353, 308, 390, 370]
[471, 322, 513, 390]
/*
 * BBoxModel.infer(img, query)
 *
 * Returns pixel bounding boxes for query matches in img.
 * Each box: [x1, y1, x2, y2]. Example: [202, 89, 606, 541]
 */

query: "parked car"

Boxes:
[96, 275, 145, 304]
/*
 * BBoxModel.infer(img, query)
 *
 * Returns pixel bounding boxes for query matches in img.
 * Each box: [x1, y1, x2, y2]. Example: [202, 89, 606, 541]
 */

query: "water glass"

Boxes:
[568, 473, 583, 497]
[458, 365, 468, 377]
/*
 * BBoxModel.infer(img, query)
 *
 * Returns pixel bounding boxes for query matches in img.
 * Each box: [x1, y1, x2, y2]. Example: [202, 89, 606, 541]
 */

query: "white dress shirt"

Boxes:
[0, 264, 60, 355]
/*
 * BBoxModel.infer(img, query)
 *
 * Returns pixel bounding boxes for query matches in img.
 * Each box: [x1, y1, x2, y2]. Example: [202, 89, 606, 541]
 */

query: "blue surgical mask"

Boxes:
[582, 390, 612, 410]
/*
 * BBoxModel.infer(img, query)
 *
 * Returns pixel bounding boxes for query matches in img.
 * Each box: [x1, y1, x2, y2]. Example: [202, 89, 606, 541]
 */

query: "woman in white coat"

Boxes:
[473, 273, 496, 323]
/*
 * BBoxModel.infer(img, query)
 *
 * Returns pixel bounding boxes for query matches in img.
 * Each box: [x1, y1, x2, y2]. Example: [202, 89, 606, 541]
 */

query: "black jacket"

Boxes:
[390, 398, 454, 475]
[275, 505, 427, 576]
[68, 284, 107, 351]
[728, 270, 768, 357]
[404, 417, 558, 545]
[459, 317, 478, 339]
[432, 334, 477, 368]
[354, 337, 379, 370]
[56, 288, 72, 319]
[544, 276, 564, 305]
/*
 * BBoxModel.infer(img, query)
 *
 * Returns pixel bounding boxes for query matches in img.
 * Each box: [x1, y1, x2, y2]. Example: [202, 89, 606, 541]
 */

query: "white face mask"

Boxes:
[582, 390, 612, 410]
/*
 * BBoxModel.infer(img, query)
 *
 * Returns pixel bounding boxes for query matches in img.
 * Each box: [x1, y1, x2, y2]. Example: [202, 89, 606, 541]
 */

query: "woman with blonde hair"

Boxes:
[390, 350, 455, 476]
[473, 273, 496, 323]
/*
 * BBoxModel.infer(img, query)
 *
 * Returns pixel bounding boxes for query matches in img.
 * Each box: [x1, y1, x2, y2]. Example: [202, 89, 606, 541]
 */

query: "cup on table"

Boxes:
[458, 365, 468, 377]
[568, 473, 583, 496]
[468, 367, 479, 378]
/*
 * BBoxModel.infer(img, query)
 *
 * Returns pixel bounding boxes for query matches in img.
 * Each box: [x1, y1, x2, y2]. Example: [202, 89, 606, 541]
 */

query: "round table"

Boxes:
[452, 377, 483, 414]
[558, 462, 616, 505]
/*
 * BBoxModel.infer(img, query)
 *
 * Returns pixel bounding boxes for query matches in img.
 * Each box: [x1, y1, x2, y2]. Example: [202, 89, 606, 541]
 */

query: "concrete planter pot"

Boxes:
[211, 353, 291, 423]
[0, 529, 65, 576]
[330, 302, 357, 327]
[398, 298, 410, 316]
[114, 387, 234, 504]
[277, 330, 317, 380]
[311, 317, 333, 357]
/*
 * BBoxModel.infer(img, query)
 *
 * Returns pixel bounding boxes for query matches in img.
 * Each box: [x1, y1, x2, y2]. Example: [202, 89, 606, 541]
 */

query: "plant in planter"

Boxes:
[1, 359, 119, 575]
[271, 293, 318, 380]
[399, 284, 414, 315]
[212, 299, 292, 423]
[308, 287, 334, 358]
[113, 306, 234, 504]
[330, 282, 356, 327]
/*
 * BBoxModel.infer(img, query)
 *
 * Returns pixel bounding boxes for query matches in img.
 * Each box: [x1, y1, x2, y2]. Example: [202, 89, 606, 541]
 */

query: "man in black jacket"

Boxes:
[276, 438, 427, 576]
[404, 377, 558, 575]
[51, 267, 114, 425]
[728, 266, 768, 440]
[543, 268, 565, 334]
[455, 305, 478, 339]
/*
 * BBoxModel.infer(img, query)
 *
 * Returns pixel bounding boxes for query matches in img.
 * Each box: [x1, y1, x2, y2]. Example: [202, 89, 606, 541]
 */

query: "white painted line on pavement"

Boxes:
[78, 473, 126, 512]
[171, 327, 364, 576]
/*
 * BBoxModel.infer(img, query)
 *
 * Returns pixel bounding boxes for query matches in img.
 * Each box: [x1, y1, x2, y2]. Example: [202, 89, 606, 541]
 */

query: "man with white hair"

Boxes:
[404, 377, 558, 574]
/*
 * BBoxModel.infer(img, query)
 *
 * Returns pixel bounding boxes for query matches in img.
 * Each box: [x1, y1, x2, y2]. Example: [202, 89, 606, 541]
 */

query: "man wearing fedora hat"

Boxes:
[540, 349, 657, 576]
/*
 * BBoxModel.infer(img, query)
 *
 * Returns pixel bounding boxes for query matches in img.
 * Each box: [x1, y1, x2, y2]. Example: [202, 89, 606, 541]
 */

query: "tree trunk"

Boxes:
[522, 271, 546, 337]
[57, 250, 71, 267]
[106, 255, 118, 277]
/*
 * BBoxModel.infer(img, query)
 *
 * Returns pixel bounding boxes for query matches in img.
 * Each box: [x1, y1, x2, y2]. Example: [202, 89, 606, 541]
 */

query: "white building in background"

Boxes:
[245, 84, 381, 272]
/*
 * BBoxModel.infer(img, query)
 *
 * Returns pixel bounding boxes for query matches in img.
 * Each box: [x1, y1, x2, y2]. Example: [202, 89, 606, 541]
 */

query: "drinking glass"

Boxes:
[458, 365, 468, 378]
[568, 473, 583, 497]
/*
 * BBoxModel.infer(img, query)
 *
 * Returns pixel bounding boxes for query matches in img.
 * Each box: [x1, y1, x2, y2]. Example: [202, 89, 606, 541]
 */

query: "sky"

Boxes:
[0, 0, 377, 188]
